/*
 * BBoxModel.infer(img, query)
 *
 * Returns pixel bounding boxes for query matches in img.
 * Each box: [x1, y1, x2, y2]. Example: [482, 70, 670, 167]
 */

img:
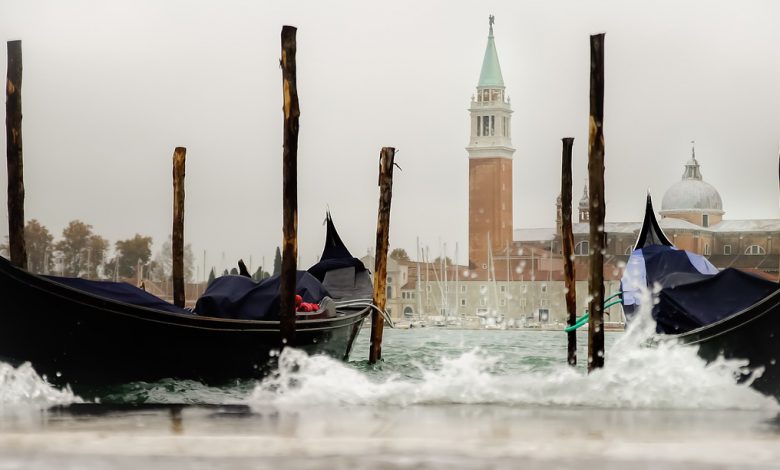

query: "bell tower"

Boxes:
[467, 15, 515, 274]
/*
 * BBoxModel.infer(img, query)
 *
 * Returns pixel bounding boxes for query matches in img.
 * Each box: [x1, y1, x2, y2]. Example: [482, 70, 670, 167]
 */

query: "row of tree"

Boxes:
[0, 219, 194, 282]
[1, 220, 313, 285]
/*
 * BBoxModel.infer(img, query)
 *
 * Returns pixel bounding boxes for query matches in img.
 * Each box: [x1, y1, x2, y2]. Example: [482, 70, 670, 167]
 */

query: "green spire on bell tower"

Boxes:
[478, 14, 505, 88]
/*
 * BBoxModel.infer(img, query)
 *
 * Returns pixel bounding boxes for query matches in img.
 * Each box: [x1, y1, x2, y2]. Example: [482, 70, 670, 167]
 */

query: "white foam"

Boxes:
[249, 290, 779, 411]
[0, 361, 80, 408]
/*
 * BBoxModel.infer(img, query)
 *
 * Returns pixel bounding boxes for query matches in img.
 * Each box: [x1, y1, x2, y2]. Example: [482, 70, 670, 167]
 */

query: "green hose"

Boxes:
[563, 294, 622, 333]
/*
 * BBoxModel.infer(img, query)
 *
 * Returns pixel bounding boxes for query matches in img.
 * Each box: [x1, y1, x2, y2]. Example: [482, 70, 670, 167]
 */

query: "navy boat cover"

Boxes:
[621, 195, 780, 334]
[39, 212, 362, 320]
[44, 275, 191, 315]
[194, 271, 330, 320]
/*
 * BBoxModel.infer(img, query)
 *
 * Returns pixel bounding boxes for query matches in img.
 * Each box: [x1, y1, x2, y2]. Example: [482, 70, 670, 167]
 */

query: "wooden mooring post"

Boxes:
[279, 25, 300, 346]
[587, 33, 606, 372]
[561, 137, 576, 366]
[369, 147, 397, 364]
[172, 147, 186, 308]
[6, 40, 27, 269]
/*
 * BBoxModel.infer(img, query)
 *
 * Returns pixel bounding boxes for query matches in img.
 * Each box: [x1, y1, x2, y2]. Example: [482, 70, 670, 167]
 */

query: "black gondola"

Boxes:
[623, 195, 780, 396]
[0, 213, 373, 389]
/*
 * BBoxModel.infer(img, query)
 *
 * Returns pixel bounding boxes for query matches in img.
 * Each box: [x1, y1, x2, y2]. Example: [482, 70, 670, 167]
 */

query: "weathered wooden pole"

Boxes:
[6, 40, 27, 269]
[587, 33, 606, 372]
[561, 137, 576, 366]
[172, 147, 186, 308]
[369, 147, 396, 364]
[279, 25, 300, 346]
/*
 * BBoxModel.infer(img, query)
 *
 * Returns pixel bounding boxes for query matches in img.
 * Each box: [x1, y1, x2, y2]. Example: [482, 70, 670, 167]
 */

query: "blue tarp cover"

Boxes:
[655, 267, 779, 334]
[194, 271, 330, 320]
[624, 245, 780, 334]
[44, 275, 191, 315]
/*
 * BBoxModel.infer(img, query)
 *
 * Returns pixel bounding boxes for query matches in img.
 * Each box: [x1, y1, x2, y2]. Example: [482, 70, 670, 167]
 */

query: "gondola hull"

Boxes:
[0, 257, 369, 388]
[675, 289, 780, 397]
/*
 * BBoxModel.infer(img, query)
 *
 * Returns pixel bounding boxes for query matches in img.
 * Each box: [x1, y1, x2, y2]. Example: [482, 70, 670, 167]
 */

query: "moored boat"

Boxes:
[622, 196, 780, 396]
[0, 213, 373, 389]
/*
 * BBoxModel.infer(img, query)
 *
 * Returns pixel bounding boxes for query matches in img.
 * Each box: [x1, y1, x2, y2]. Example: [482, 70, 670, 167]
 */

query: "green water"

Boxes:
[91, 329, 612, 404]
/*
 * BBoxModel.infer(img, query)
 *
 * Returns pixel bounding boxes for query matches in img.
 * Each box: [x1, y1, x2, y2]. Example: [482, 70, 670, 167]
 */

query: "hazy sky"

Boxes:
[1, 0, 779, 279]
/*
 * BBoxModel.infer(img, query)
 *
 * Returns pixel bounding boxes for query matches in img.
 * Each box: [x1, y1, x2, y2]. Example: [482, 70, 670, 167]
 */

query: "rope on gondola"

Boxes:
[334, 299, 395, 329]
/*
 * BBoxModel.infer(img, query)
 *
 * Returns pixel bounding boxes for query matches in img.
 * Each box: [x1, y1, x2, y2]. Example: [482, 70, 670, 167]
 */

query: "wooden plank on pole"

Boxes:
[172, 147, 186, 308]
[6, 40, 26, 269]
[369, 147, 397, 364]
[561, 137, 576, 367]
[280, 25, 300, 346]
[587, 33, 606, 372]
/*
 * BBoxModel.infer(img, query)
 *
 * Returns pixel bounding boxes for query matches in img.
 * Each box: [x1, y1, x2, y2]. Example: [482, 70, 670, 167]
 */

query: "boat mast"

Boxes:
[443, 242, 448, 317]
[416, 237, 422, 321]
[455, 242, 460, 318]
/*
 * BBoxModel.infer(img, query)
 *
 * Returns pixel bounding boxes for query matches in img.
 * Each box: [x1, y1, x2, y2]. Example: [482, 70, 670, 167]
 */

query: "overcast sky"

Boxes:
[1, 0, 779, 279]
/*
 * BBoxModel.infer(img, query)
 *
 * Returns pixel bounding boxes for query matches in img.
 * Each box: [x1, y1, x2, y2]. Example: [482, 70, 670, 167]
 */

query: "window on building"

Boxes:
[575, 241, 589, 256]
[460, 298, 467, 307]
[724, 244, 732, 255]
[460, 285, 467, 293]
[541, 284, 547, 294]
[745, 245, 766, 255]
[403, 306, 414, 316]
[503, 116, 508, 137]
[490, 115, 495, 136]
[539, 309, 550, 323]
[387, 276, 393, 284]
[482, 115, 490, 136]
[477, 116, 482, 136]
[386, 286, 393, 299]
[702, 214, 709, 228]
[499, 285, 506, 293]
[426, 285, 432, 292]
[479, 297, 487, 307]
[704, 244, 711, 256]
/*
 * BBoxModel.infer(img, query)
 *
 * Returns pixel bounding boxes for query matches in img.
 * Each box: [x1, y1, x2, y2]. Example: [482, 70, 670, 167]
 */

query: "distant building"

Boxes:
[371, 18, 779, 327]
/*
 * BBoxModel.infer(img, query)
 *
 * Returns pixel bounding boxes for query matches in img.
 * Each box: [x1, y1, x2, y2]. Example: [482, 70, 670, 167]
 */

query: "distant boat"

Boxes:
[0, 213, 373, 389]
[622, 195, 780, 396]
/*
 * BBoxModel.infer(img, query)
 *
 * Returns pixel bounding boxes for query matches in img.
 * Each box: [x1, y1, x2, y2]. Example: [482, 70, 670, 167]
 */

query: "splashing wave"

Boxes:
[0, 362, 80, 408]
[249, 298, 778, 411]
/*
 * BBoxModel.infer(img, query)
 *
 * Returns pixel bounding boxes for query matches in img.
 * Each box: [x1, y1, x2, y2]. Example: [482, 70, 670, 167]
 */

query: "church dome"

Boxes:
[661, 153, 723, 214]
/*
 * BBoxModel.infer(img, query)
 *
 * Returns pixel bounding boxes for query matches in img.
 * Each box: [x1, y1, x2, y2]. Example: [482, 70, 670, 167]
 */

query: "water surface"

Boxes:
[1, 326, 779, 469]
